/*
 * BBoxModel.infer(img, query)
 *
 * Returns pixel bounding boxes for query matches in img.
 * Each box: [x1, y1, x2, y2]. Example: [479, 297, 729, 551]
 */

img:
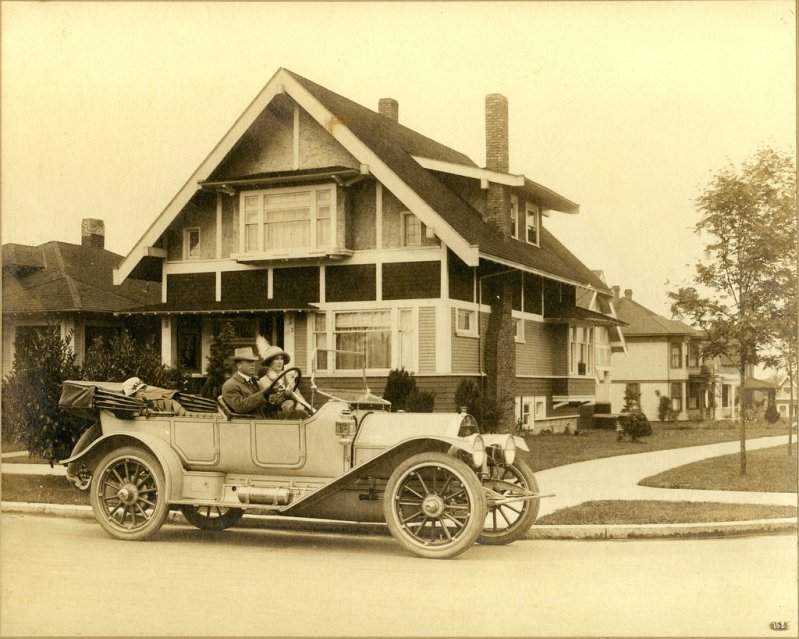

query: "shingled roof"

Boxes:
[614, 294, 700, 337]
[3, 241, 161, 314]
[286, 70, 607, 291]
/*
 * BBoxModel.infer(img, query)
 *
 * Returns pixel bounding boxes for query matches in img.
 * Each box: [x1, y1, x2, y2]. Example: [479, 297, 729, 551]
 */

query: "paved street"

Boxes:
[1, 513, 795, 637]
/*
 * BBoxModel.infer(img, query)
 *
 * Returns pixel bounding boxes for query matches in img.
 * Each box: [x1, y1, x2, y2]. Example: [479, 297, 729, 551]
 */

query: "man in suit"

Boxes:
[221, 346, 274, 418]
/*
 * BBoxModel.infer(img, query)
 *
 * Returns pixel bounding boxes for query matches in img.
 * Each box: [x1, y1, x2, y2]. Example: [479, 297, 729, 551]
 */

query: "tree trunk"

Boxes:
[483, 275, 516, 435]
[739, 360, 747, 475]
[788, 362, 794, 456]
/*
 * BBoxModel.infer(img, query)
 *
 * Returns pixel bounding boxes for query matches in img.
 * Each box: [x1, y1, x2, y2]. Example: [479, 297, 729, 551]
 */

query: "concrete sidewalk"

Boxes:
[536, 435, 797, 517]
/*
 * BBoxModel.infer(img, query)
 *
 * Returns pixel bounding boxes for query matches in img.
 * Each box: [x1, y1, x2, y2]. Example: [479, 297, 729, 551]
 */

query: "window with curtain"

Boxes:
[241, 185, 335, 252]
[334, 310, 391, 369]
[314, 312, 328, 370]
[670, 342, 683, 368]
[671, 382, 683, 412]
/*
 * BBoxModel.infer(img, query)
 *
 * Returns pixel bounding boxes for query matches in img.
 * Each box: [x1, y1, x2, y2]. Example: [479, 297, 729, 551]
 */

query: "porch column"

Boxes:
[161, 317, 175, 367]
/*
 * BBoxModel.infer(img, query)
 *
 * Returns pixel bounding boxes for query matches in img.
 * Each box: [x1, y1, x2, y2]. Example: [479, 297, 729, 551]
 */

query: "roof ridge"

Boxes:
[53, 244, 83, 308]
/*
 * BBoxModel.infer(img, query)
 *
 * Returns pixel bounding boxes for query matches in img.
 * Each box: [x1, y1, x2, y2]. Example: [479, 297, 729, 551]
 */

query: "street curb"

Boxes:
[525, 518, 797, 540]
[2, 501, 795, 540]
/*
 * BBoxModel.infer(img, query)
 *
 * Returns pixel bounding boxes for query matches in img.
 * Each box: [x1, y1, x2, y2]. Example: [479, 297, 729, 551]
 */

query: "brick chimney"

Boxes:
[81, 218, 105, 249]
[612, 286, 620, 303]
[485, 93, 510, 236]
[624, 288, 633, 301]
[378, 98, 399, 122]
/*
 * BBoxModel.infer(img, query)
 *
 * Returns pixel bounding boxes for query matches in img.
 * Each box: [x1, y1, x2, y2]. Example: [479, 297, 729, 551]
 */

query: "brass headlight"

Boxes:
[471, 434, 485, 468]
[502, 435, 516, 465]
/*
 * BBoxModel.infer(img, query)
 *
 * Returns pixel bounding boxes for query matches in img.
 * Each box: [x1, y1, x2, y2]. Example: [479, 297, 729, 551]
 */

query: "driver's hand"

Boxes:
[265, 392, 283, 405]
[283, 389, 296, 400]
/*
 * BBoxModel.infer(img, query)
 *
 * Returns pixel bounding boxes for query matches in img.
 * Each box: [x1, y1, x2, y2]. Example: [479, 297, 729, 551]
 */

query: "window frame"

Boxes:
[670, 342, 684, 368]
[455, 307, 478, 338]
[525, 202, 540, 246]
[569, 325, 594, 375]
[401, 211, 423, 247]
[184, 227, 201, 260]
[510, 195, 519, 239]
[239, 183, 337, 254]
[671, 382, 683, 412]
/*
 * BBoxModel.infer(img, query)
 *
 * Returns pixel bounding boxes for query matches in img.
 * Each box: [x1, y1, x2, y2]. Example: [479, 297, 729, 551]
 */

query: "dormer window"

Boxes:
[510, 196, 519, 239]
[241, 184, 335, 253]
[525, 203, 540, 246]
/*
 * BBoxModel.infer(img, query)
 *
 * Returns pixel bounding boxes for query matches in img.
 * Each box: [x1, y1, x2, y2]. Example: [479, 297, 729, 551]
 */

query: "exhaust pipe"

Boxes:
[237, 486, 292, 505]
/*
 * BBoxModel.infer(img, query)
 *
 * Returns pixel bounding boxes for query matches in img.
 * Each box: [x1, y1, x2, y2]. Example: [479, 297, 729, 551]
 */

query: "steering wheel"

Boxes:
[263, 366, 302, 405]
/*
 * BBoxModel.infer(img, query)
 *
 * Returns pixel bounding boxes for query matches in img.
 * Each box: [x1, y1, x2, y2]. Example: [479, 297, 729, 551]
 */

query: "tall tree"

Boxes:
[669, 147, 796, 474]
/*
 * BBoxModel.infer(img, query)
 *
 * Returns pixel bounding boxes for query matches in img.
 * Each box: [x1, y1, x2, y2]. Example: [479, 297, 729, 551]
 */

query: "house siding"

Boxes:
[516, 320, 560, 377]
[297, 108, 360, 170]
[382, 262, 441, 300]
[167, 273, 215, 305]
[348, 181, 377, 250]
[451, 307, 479, 373]
[166, 193, 218, 261]
[326, 264, 376, 302]
[221, 195, 238, 258]
[293, 313, 308, 368]
[273, 267, 320, 306]
[418, 307, 436, 374]
[221, 270, 269, 306]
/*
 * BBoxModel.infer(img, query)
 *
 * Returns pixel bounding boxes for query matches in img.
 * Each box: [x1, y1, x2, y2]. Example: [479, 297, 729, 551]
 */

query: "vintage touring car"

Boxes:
[59, 353, 546, 559]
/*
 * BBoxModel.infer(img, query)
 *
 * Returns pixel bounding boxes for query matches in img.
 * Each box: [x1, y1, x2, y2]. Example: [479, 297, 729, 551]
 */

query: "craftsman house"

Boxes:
[2, 219, 161, 377]
[114, 68, 621, 431]
[775, 375, 796, 421]
[610, 287, 740, 421]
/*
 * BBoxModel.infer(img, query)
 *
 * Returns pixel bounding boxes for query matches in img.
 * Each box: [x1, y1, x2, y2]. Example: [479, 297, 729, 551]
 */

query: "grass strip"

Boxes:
[639, 443, 797, 493]
[2, 475, 89, 506]
[523, 424, 791, 472]
[536, 500, 797, 525]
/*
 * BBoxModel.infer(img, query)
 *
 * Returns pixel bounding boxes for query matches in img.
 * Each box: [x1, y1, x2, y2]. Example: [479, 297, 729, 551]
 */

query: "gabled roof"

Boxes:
[614, 295, 700, 337]
[115, 68, 607, 292]
[2, 241, 161, 314]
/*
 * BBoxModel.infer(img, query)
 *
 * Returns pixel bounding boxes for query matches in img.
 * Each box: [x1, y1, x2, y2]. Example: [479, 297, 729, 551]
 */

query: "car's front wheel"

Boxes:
[90, 446, 170, 541]
[478, 458, 539, 545]
[180, 505, 244, 531]
[383, 452, 486, 559]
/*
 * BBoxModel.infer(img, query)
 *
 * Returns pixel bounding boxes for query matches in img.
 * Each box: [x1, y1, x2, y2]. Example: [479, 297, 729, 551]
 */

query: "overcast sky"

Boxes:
[1, 1, 795, 317]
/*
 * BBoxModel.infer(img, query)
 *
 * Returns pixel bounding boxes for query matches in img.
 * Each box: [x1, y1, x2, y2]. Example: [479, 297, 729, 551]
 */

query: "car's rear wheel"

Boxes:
[180, 505, 244, 531]
[90, 446, 169, 541]
[478, 458, 539, 545]
[383, 452, 486, 559]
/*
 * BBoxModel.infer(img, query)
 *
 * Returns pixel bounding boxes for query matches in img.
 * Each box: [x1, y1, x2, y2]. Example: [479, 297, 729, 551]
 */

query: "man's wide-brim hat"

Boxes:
[261, 345, 290, 365]
[231, 346, 260, 362]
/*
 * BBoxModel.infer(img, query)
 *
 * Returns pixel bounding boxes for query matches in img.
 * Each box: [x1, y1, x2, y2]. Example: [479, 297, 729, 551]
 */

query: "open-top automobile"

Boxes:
[59, 350, 546, 559]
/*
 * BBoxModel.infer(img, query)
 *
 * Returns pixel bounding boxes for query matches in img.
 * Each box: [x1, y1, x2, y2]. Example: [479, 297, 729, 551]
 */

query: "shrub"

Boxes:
[82, 330, 171, 387]
[383, 368, 417, 412]
[406, 389, 435, 412]
[765, 402, 780, 424]
[453, 379, 498, 432]
[1, 325, 86, 464]
[620, 411, 652, 441]
[201, 321, 236, 398]
[657, 394, 676, 421]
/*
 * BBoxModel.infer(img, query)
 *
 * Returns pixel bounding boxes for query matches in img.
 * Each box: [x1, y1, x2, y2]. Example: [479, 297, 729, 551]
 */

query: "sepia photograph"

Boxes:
[1, 1, 796, 636]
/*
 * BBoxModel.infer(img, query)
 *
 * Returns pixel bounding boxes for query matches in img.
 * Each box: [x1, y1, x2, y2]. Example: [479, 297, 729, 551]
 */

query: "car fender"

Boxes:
[61, 432, 184, 500]
[281, 435, 477, 517]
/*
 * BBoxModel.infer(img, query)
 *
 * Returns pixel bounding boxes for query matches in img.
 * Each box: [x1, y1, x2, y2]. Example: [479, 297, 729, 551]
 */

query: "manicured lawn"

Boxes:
[521, 422, 790, 472]
[1, 475, 88, 505]
[639, 443, 798, 493]
[536, 500, 797, 525]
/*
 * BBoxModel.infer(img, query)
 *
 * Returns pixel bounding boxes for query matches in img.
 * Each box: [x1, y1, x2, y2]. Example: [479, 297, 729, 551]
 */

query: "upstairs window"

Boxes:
[670, 342, 683, 368]
[687, 343, 701, 367]
[510, 196, 519, 239]
[570, 325, 594, 375]
[525, 203, 540, 245]
[184, 228, 201, 259]
[241, 184, 335, 253]
[402, 212, 422, 246]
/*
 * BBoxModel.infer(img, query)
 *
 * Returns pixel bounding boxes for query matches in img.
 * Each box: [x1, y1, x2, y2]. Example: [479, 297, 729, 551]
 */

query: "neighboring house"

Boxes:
[775, 375, 797, 420]
[113, 68, 621, 432]
[610, 287, 741, 421]
[2, 219, 161, 377]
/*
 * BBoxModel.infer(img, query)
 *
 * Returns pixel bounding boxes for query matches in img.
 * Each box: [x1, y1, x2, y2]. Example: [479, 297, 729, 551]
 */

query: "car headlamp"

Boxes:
[502, 435, 516, 466]
[471, 434, 485, 468]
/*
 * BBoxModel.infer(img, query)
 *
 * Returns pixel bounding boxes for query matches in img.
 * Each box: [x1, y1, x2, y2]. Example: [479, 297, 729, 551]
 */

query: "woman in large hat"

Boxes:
[259, 346, 312, 416]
